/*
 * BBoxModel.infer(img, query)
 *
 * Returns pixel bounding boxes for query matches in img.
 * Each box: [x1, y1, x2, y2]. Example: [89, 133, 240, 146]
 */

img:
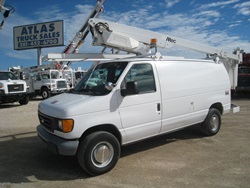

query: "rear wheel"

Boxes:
[77, 131, 120, 176]
[201, 108, 221, 136]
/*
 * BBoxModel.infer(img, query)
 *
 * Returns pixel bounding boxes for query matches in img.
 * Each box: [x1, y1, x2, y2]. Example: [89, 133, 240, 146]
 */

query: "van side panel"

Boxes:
[155, 60, 231, 133]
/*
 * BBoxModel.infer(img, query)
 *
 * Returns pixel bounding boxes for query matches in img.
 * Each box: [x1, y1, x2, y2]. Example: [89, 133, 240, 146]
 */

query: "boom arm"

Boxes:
[0, 0, 7, 12]
[88, 18, 241, 62]
[88, 18, 242, 89]
[63, 0, 105, 67]
[0, 0, 14, 29]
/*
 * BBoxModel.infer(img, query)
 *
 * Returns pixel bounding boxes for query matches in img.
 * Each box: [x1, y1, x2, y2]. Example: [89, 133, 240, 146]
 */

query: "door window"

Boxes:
[36, 75, 41, 81]
[122, 63, 156, 94]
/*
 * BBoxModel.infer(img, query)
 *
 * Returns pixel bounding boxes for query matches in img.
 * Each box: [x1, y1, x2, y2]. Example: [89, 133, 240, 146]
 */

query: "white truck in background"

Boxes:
[8, 0, 106, 99]
[36, 1, 242, 176]
[9, 64, 88, 99]
[0, 70, 29, 105]
[9, 63, 71, 99]
[20, 66, 70, 99]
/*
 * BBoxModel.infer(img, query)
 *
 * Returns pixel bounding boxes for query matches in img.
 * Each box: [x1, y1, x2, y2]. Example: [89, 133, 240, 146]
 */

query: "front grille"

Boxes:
[7, 84, 24, 92]
[57, 81, 67, 89]
[38, 112, 56, 132]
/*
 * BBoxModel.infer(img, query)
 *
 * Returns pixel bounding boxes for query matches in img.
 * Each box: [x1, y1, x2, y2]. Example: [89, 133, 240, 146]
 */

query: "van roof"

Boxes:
[101, 55, 215, 64]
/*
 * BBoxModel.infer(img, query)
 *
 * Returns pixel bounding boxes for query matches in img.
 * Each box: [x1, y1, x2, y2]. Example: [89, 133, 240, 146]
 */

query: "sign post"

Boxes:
[13, 20, 64, 65]
[37, 48, 42, 65]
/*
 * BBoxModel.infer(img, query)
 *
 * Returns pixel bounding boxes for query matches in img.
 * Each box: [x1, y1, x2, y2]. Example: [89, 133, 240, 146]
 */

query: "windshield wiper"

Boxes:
[72, 88, 96, 95]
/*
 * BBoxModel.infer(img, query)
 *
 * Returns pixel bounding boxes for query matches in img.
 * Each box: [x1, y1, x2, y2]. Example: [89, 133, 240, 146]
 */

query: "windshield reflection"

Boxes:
[74, 62, 128, 96]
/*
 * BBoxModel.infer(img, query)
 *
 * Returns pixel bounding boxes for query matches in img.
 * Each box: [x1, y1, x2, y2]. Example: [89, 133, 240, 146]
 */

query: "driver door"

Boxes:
[117, 63, 162, 143]
[33, 74, 43, 90]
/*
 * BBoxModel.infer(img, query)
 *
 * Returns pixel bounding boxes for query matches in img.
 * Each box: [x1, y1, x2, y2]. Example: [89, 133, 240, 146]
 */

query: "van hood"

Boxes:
[38, 93, 113, 118]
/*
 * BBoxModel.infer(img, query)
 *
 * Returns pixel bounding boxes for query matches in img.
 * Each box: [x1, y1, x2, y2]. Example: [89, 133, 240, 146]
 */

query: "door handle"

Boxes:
[157, 103, 161, 112]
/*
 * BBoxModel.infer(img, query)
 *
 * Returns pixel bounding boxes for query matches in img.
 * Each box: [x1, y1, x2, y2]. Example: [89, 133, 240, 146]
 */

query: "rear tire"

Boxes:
[201, 108, 221, 136]
[77, 131, 120, 176]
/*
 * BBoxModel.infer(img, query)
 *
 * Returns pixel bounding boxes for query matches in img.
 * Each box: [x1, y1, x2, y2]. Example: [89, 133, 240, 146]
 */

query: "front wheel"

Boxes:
[201, 108, 221, 136]
[19, 95, 29, 105]
[77, 131, 120, 176]
[41, 88, 50, 99]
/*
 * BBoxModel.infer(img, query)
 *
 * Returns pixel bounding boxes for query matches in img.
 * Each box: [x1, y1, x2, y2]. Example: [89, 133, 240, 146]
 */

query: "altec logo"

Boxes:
[166, 37, 176, 43]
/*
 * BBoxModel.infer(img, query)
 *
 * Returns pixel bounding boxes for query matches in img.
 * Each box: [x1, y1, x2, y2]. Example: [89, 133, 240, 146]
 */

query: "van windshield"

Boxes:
[74, 62, 128, 96]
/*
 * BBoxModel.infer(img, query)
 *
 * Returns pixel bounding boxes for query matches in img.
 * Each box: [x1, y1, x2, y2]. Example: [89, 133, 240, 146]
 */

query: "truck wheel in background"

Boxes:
[77, 131, 121, 176]
[41, 88, 50, 99]
[19, 95, 29, 105]
[201, 108, 221, 136]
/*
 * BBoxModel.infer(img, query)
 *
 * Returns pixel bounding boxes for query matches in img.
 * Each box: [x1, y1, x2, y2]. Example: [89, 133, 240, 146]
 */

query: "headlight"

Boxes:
[58, 119, 74, 133]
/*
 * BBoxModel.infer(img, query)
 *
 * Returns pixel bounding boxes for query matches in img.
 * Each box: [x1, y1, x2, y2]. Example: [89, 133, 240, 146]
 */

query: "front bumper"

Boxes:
[37, 125, 79, 156]
[50, 89, 68, 94]
[0, 92, 27, 102]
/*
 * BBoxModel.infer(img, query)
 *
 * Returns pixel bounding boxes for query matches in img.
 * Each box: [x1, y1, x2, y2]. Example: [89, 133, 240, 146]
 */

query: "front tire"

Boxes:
[41, 88, 50, 99]
[77, 131, 120, 176]
[201, 108, 221, 136]
[19, 95, 29, 105]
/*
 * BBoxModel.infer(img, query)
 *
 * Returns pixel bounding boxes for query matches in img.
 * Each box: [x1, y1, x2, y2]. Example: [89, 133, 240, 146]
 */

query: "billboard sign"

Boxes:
[13, 20, 64, 50]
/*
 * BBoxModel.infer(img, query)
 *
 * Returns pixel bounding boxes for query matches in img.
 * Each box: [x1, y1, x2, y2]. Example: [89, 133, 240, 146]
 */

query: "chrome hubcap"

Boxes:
[91, 142, 114, 168]
[210, 114, 219, 132]
[43, 91, 47, 98]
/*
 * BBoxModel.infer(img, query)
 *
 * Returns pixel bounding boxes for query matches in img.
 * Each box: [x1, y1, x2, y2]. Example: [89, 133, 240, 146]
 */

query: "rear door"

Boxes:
[117, 62, 162, 144]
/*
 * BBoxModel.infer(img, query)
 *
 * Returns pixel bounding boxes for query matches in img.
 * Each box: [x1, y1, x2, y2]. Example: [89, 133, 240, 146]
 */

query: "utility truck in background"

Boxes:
[0, 70, 29, 105]
[9, 63, 88, 99]
[8, 0, 105, 99]
[18, 65, 70, 99]
[236, 53, 250, 92]
[36, 1, 242, 176]
[9, 60, 88, 100]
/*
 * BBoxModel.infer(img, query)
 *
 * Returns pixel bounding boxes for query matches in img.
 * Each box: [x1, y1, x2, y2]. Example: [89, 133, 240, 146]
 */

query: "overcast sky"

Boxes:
[0, 0, 249, 70]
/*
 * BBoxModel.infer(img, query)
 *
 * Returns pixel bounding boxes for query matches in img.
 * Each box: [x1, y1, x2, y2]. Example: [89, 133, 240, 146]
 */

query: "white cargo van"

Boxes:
[37, 57, 234, 175]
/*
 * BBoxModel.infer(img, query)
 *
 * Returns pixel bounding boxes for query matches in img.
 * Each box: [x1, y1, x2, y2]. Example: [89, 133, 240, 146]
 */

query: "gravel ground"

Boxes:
[0, 95, 249, 188]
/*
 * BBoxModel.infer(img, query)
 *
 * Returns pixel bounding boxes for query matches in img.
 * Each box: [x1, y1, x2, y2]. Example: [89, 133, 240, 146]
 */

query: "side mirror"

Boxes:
[20, 72, 25, 80]
[121, 81, 139, 96]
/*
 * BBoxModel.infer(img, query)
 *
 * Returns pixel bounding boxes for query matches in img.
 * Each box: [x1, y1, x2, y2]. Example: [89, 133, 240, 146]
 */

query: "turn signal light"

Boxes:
[58, 119, 74, 133]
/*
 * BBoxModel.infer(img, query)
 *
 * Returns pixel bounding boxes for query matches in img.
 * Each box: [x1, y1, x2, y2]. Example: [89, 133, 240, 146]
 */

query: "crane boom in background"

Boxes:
[0, 0, 14, 29]
[61, 0, 105, 67]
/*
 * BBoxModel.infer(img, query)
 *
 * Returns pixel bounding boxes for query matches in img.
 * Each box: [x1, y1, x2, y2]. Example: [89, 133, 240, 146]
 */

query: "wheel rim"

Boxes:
[42, 91, 47, 98]
[91, 142, 114, 168]
[210, 114, 219, 132]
